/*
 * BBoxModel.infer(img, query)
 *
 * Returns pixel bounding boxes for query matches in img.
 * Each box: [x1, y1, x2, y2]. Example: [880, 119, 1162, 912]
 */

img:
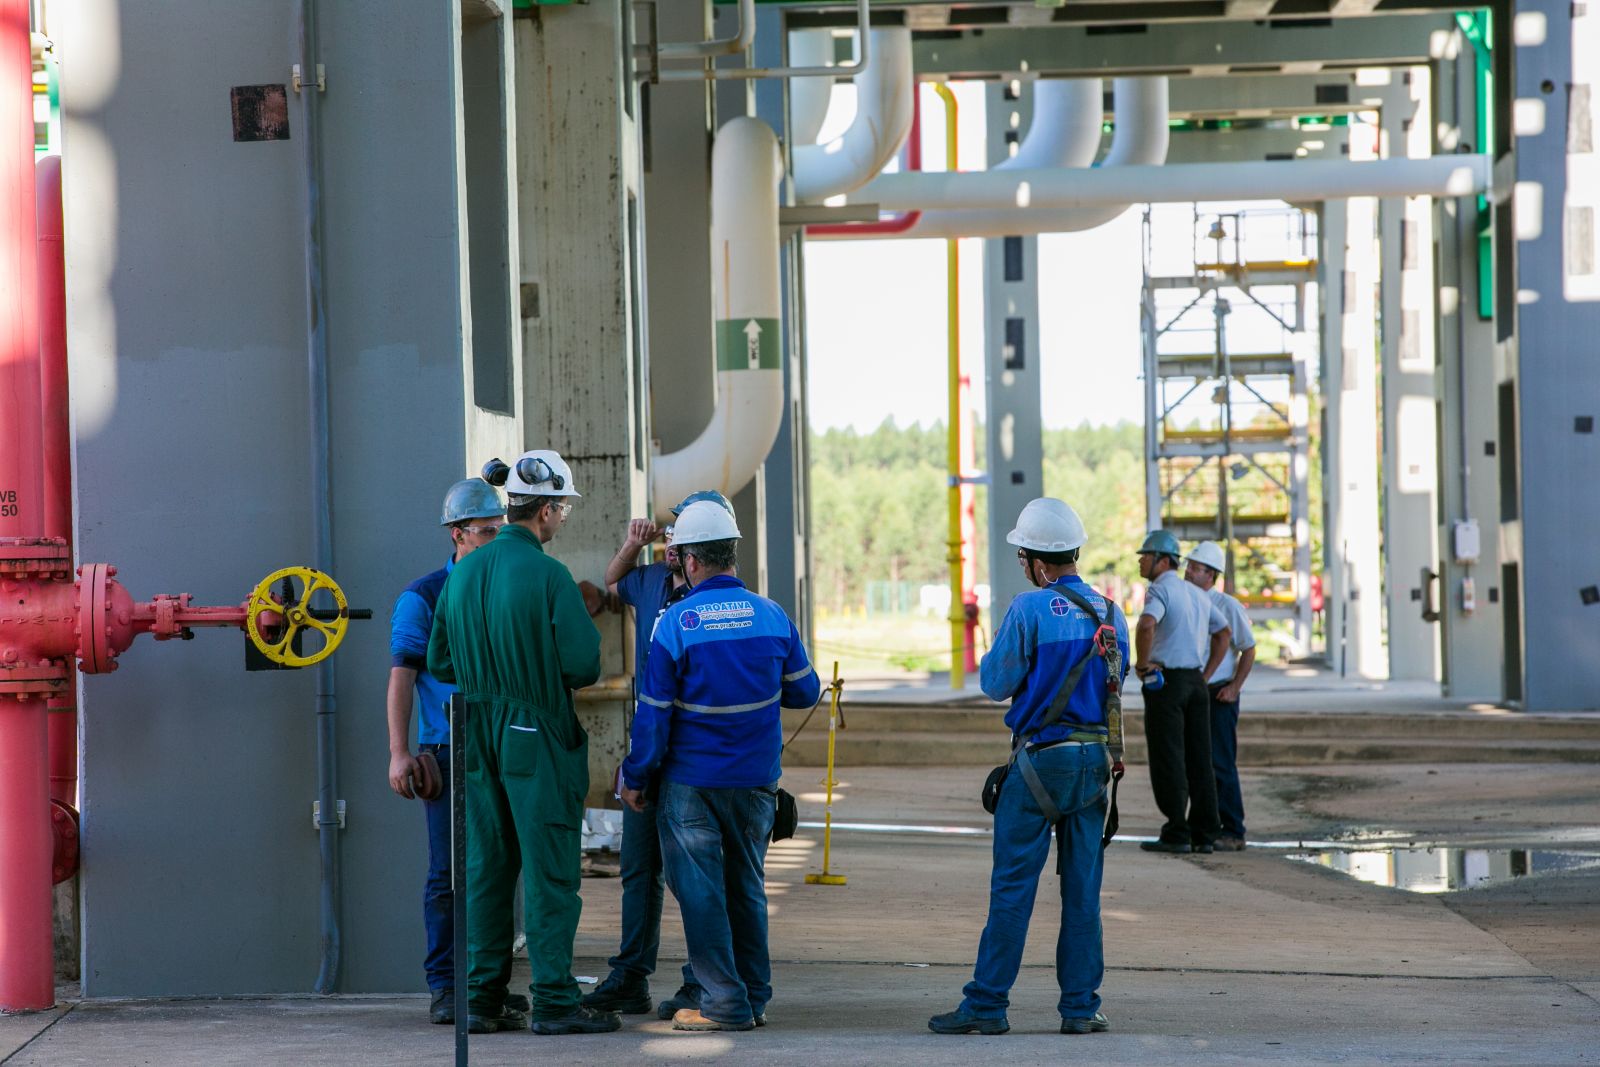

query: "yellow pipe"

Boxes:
[934, 82, 963, 691]
[805, 662, 847, 886]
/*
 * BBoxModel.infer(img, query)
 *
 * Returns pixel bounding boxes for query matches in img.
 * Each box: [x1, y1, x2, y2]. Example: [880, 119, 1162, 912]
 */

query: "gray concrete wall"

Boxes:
[1511, 0, 1600, 709]
[59, 0, 503, 994]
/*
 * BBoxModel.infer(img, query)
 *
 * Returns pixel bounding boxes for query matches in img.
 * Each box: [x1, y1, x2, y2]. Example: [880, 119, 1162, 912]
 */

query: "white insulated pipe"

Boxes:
[880, 77, 1170, 241]
[787, 29, 835, 147]
[861, 154, 1494, 213]
[792, 27, 913, 203]
[652, 117, 784, 521]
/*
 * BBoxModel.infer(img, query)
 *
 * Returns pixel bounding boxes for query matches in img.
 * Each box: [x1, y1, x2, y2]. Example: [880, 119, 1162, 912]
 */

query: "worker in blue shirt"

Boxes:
[931, 498, 1129, 1038]
[582, 490, 733, 1020]
[385, 477, 516, 1025]
[619, 501, 821, 1033]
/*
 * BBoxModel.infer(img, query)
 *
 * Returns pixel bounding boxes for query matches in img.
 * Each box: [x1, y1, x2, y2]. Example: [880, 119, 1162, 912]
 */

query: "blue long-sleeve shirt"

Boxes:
[979, 574, 1130, 746]
[389, 557, 456, 745]
[623, 574, 821, 790]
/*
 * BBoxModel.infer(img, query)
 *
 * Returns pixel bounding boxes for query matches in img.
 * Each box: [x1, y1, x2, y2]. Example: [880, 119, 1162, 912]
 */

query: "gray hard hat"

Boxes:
[440, 479, 507, 526]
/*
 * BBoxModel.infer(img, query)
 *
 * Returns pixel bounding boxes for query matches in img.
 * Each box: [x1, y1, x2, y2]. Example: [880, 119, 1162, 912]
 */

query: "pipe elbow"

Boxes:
[792, 27, 912, 202]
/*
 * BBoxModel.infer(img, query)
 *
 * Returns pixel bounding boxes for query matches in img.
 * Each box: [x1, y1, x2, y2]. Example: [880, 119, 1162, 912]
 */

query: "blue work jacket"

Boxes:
[390, 557, 456, 745]
[623, 574, 821, 790]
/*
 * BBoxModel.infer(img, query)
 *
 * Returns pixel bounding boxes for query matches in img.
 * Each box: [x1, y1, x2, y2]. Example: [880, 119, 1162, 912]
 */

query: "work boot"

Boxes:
[754, 1011, 767, 1028]
[1193, 842, 1215, 855]
[466, 1006, 528, 1034]
[656, 983, 703, 1020]
[1139, 839, 1190, 854]
[529, 1006, 622, 1035]
[1213, 835, 1246, 851]
[429, 990, 455, 1025]
[1061, 1011, 1110, 1035]
[672, 1008, 755, 1032]
[928, 1008, 1009, 1035]
[581, 973, 653, 1014]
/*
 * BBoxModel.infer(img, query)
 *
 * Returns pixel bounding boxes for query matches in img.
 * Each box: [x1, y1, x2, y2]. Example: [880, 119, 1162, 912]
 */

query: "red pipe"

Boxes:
[806, 82, 922, 237]
[38, 153, 77, 811]
[1, 0, 57, 1013]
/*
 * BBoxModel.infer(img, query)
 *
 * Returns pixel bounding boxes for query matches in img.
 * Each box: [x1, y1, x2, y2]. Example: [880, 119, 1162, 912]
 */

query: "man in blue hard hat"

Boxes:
[385, 477, 514, 1025]
[930, 497, 1129, 1038]
[581, 490, 733, 1020]
[620, 500, 821, 1033]
[1134, 530, 1231, 854]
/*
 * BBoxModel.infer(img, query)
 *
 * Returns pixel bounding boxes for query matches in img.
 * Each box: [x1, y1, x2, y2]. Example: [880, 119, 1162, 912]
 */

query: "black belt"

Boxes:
[1029, 733, 1108, 753]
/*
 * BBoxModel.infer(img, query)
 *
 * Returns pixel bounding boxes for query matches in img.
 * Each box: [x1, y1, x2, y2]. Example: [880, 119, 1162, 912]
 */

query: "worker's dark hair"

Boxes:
[1024, 547, 1079, 567]
[507, 495, 563, 524]
[683, 538, 739, 572]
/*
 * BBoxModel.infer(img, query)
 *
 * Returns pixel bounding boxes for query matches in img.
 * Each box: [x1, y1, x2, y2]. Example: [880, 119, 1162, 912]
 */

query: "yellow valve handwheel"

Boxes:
[246, 566, 350, 668]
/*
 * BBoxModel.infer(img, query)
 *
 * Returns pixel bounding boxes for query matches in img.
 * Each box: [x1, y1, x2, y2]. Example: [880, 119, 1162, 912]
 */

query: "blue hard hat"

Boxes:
[1138, 529, 1182, 558]
[671, 489, 735, 517]
[440, 479, 507, 526]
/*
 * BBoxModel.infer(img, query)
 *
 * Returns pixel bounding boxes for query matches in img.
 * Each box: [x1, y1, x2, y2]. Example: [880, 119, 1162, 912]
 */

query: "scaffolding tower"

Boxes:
[1141, 205, 1316, 653]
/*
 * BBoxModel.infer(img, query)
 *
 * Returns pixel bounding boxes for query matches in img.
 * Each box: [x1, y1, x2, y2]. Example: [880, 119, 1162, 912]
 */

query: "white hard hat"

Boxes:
[1005, 497, 1087, 553]
[1187, 540, 1227, 573]
[504, 449, 580, 498]
[671, 499, 741, 545]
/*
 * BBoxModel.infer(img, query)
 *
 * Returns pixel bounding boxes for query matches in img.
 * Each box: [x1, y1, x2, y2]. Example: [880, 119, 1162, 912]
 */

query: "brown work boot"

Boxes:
[672, 1008, 755, 1032]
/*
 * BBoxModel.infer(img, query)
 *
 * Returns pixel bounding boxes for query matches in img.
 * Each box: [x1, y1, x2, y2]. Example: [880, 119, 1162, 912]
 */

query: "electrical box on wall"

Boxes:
[1452, 519, 1481, 563]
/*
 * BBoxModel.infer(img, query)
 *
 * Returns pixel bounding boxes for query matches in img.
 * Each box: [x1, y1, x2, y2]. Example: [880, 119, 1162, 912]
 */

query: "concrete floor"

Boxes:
[5, 758, 1598, 1065]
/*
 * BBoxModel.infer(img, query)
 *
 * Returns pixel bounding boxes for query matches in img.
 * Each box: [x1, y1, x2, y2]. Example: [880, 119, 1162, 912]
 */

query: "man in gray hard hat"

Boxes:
[385, 477, 511, 1025]
[1184, 540, 1257, 851]
[1133, 530, 1231, 855]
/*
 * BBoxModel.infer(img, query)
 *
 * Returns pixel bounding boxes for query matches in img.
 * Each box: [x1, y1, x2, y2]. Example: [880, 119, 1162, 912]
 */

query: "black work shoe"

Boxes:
[672, 1008, 754, 1032]
[1213, 835, 1246, 851]
[656, 983, 703, 1020]
[466, 1006, 528, 1033]
[1139, 839, 1191, 854]
[1193, 843, 1215, 854]
[429, 990, 455, 1025]
[530, 1006, 623, 1035]
[1061, 1011, 1110, 1035]
[928, 1008, 1009, 1035]
[581, 974, 653, 1014]
[754, 1012, 767, 1028]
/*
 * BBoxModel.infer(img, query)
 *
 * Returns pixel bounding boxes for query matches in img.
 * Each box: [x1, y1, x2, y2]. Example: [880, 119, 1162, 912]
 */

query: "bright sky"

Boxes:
[803, 82, 1148, 432]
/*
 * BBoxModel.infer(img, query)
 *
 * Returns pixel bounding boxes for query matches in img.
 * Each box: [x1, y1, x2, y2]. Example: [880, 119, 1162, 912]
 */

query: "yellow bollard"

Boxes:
[805, 661, 847, 887]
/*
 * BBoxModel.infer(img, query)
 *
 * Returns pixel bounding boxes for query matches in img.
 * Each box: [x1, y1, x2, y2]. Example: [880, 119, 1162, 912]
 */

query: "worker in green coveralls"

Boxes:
[427, 448, 617, 1036]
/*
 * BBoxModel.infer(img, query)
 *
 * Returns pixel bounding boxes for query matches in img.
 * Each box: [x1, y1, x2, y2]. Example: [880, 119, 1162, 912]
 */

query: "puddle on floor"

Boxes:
[1289, 845, 1600, 893]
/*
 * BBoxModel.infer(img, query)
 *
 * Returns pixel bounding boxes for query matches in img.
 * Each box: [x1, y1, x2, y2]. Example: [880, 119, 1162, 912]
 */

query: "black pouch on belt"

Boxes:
[770, 787, 798, 842]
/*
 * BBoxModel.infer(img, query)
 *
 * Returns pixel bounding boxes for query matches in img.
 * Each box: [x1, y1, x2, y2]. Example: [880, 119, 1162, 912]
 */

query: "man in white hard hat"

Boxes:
[930, 497, 1129, 1038]
[428, 449, 615, 1035]
[385, 477, 510, 1025]
[1183, 541, 1257, 851]
[581, 491, 733, 1021]
[619, 500, 821, 1033]
[1134, 530, 1231, 855]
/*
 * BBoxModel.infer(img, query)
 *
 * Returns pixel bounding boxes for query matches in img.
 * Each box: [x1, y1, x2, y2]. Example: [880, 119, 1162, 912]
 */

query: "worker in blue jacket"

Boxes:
[384, 477, 520, 1025]
[931, 497, 1129, 1039]
[618, 500, 821, 1033]
[582, 490, 733, 1020]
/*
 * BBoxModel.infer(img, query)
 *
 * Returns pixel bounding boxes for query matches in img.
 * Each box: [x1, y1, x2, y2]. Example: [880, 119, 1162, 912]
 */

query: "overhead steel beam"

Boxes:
[911, 13, 1454, 77]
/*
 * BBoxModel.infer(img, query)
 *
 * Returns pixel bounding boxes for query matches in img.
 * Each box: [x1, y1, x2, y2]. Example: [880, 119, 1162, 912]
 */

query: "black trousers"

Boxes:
[1141, 668, 1220, 846]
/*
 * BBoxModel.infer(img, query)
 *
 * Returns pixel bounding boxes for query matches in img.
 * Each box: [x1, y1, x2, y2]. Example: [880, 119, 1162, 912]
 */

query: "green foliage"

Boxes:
[810, 419, 1150, 614]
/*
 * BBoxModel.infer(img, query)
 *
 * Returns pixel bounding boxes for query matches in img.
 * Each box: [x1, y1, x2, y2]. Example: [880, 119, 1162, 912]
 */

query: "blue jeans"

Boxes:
[961, 743, 1109, 1020]
[659, 781, 776, 1024]
[420, 742, 453, 993]
[608, 798, 698, 992]
[1208, 686, 1246, 839]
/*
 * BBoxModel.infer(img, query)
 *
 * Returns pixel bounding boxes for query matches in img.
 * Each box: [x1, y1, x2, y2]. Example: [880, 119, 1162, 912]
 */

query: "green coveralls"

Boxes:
[427, 523, 601, 1020]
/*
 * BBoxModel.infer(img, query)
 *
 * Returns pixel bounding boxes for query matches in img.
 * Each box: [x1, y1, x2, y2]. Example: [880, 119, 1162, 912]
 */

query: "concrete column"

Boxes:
[1319, 196, 1387, 678]
[515, 1, 647, 799]
[1432, 36, 1506, 702]
[1379, 72, 1443, 681]
[983, 81, 1043, 626]
[1511, 0, 1600, 709]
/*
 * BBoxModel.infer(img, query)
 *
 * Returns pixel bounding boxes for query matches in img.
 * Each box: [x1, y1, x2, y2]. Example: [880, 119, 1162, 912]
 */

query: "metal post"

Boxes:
[934, 83, 964, 690]
[451, 693, 468, 1065]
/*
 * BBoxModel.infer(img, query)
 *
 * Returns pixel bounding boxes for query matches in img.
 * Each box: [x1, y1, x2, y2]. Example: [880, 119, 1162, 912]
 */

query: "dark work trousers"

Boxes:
[1141, 668, 1220, 847]
[419, 742, 453, 993]
[1208, 685, 1246, 839]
